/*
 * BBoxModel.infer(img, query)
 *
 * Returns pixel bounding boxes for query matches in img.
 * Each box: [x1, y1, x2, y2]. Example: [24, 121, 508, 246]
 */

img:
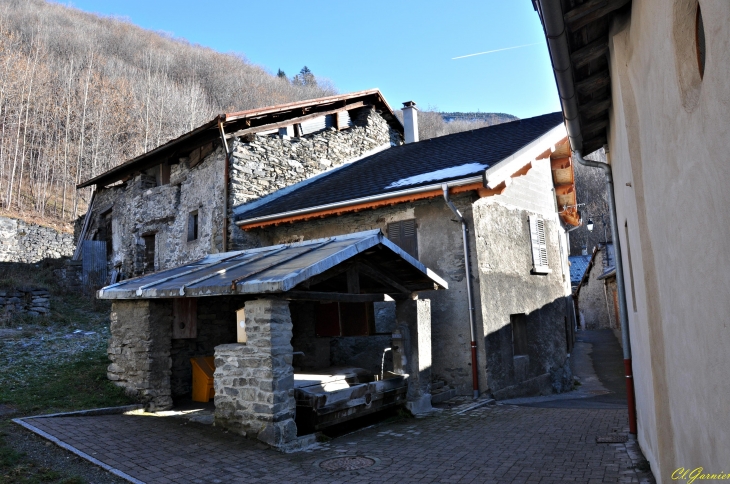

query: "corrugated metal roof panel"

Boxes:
[98, 230, 448, 299]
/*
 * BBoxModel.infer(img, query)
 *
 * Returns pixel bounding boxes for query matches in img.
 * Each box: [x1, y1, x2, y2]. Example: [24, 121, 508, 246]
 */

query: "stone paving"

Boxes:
[23, 401, 654, 484]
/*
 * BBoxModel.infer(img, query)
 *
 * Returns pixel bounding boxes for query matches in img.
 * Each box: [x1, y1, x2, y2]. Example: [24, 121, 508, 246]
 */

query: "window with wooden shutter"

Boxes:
[528, 216, 550, 274]
[387, 219, 418, 259]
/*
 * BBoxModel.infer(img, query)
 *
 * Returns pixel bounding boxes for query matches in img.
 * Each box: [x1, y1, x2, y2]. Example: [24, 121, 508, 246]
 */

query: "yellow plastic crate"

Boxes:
[190, 356, 215, 402]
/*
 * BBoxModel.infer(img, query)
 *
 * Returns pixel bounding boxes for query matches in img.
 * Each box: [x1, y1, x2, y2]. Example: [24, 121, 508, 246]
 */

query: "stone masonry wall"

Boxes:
[84, 107, 401, 278]
[214, 299, 297, 447]
[0, 287, 50, 317]
[107, 300, 173, 410]
[229, 106, 402, 250]
[0, 216, 74, 263]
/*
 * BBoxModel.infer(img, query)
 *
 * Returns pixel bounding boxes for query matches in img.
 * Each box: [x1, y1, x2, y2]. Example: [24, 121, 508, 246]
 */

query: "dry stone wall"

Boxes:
[0, 216, 74, 263]
[0, 287, 50, 317]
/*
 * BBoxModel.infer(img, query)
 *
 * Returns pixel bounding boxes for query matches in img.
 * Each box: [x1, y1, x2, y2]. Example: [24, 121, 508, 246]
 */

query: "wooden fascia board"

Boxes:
[483, 124, 567, 189]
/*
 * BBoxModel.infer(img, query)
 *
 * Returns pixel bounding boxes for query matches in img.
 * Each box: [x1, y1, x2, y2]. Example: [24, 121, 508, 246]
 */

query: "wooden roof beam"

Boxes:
[564, 0, 631, 31]
[575, 70, 611, 95]
[579, 98, 611, 120]
[571, 38, 609, 69]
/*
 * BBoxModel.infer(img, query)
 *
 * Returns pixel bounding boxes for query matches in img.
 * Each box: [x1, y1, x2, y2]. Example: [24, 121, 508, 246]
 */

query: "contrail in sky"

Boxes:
[452, 42, 540, 60]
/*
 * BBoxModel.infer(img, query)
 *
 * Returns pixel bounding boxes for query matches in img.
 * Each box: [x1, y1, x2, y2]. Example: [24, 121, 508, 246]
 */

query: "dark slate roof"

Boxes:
[569, 255, 592, 286]
[235, 111, 564, 223]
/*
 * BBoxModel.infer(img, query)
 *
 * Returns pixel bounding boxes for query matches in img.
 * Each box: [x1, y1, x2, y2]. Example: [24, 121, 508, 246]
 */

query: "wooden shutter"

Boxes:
[340, 302, 374, 336]
[528, 216, 550, 274]
[315, 302, 341, 337]
[387, 219, 418, 259]
[172, 298, 197, 339]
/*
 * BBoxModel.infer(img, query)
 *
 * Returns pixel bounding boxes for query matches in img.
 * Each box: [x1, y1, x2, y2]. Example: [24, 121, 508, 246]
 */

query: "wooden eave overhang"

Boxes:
[535, 0, 632, 155]
[77, 89, 403, 189]
[542, 137, 580, 227]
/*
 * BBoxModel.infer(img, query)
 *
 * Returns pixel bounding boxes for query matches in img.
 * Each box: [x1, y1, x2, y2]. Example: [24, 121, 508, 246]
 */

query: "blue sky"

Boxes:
[65, 0, 560, 119]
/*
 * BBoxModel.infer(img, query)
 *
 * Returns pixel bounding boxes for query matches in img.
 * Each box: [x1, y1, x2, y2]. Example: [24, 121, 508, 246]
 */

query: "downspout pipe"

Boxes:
[218, 119, 230, 252]
[537, 0, 637, 434]
[442, 184, 480, 399]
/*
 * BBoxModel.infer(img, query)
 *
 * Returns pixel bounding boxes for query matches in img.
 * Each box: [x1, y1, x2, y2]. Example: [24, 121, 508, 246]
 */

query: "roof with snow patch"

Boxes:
[234, 112, 564, 225]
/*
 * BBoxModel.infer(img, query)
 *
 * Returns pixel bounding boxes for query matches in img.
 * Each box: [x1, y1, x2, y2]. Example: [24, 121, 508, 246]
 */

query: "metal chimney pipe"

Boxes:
[402, 101, 419, 144]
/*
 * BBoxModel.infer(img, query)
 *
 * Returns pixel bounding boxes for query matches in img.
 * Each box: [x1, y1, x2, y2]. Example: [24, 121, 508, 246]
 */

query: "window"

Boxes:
[528, 216, 550, 274]
[387, 219, 418, 259]
[187, 210, 199, 242]
[142, 234, 155, 273]
[696, 3, 706, 79]
[511, 314, 528, 356]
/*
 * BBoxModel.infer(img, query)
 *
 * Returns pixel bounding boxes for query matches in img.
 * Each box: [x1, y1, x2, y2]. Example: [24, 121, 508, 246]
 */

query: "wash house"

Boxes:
[99, 230, 446, 448]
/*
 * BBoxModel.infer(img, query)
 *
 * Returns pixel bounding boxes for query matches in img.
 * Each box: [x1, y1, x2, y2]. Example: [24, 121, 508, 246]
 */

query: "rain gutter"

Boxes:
[442, 184, 480, 400]
[536, 0, 636, 434]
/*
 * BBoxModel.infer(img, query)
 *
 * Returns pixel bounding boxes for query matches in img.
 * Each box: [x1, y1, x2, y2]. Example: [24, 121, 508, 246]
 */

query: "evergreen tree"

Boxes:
[292, 66, 316, 87]
[276, 68, 287, 79]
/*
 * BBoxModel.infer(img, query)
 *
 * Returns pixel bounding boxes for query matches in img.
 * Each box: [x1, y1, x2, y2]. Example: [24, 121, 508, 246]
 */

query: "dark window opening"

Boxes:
[187, 210, 199, 242]
[387, 219, 418, 259]
[511, 313, 528, 356]
[159, 162, 171, 185]
[143, 234, 156, 273]
[696, 4, 706, 79]
[315, 302, 374, 337]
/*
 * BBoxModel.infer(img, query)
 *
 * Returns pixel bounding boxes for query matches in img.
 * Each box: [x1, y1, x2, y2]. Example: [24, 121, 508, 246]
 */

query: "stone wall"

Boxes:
[84, 107, 401, 278]
[473, 198, 573, 399]
[577, 247, 613, 330]
[213, 299, 297, 447]
[107, 300, 173, 410]
[229, 106, 401, 250]
[0, 287, 50, 317]
[0, 216, 74, 263]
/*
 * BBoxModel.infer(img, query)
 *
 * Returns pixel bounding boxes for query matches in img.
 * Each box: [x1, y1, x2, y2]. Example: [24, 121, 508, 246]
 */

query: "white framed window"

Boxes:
[528, 216, 550, 274]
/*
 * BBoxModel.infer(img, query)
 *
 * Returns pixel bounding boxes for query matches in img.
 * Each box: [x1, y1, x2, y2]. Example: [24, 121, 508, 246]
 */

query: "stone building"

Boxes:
[99, 231, 445, 448]
[234, 109, 580, 400]
[74, 90, 403, 280]
[573, 244, 619, 332]
[535, 0, 730, 479]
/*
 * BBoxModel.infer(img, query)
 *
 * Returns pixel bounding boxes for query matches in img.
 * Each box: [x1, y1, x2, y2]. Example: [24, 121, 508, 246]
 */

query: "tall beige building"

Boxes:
[535, 1, 730, 482]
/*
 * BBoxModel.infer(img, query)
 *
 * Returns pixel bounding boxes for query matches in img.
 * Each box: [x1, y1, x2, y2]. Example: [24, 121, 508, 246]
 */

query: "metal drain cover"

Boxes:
[319, 456, 376, 471]
[596, 435, 628, 443]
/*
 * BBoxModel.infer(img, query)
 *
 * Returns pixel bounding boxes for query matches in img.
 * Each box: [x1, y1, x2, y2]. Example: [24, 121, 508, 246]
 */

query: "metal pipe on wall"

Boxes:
[442, 184, 480, 399]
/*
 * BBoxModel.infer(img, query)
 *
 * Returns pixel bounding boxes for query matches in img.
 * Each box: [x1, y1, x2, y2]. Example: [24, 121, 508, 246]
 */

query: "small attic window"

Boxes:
[696, 4, 706, 79]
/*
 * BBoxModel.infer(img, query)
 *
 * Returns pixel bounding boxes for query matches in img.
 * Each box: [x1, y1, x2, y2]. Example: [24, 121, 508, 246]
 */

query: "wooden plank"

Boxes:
[550, 157, 572, 170]
[575, 71, 610, 95]
[285, 291, 385, 303]
[582, 118, 609, 135]
[555, 183, 575, 196]
[346, 267, 360, 294]
[564, 0, 631, 31]
[579, 98, 611, 120]
[230, 101, 368, 138]
[570, 38, 608, 69]
[355, 261, 411, 294]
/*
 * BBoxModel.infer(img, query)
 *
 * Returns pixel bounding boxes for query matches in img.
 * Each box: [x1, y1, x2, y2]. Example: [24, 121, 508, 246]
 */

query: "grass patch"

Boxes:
[0, 350, 131, 416]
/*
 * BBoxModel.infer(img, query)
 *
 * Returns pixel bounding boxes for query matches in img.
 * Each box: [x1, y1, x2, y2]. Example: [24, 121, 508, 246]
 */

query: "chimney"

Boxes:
[402, 101, 419, 144]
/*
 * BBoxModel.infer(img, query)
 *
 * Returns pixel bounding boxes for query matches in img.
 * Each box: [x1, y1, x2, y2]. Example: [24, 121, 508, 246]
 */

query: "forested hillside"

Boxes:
[0, 0, 335, 226]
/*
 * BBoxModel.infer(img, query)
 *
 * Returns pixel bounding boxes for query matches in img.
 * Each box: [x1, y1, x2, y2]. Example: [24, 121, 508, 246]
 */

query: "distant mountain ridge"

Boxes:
[440, 112, 519, 124]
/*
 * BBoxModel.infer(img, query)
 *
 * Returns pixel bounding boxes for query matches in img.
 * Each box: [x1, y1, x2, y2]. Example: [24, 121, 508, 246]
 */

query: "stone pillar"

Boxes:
[107, 300, 173, 411]
[213, 299, 297, 447]
[394, 298, 433, 415]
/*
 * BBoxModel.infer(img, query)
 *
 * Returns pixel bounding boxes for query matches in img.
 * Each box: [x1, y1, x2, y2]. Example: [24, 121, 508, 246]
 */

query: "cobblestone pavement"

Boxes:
[23, 401, 654, 484]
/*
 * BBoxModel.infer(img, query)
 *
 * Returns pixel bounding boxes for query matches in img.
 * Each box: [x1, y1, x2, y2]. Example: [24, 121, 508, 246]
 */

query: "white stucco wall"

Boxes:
[606, 1, 730, 481]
